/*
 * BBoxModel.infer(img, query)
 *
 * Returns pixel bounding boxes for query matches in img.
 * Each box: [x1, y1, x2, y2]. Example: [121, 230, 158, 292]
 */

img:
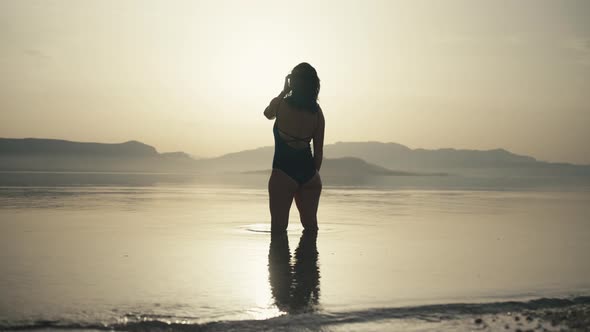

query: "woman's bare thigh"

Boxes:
[268, 169, 299, 232]
[294, 172, 322, 230]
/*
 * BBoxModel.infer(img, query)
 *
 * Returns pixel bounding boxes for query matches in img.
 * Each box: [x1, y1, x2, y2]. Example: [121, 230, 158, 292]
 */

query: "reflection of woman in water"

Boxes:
[268, 230, 320, 313]
[264, 63, 325, 233]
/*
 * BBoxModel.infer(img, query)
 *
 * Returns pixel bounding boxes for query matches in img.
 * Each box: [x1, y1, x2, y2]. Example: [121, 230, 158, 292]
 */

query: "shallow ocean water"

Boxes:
[1, 172, 589, 331]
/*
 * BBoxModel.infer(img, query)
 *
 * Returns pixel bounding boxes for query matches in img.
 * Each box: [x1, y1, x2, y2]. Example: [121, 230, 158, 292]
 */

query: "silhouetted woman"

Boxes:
[264, 63, 325, 233]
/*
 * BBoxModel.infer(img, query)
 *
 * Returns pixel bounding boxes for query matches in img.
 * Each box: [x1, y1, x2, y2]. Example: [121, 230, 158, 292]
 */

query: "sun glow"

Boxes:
[197, 17, 301, 102]
[221, 231, 285, 320]
[245, 243, 284, 320]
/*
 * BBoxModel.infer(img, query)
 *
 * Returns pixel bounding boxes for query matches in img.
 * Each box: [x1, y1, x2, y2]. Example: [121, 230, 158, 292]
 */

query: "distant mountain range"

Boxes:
[195, 141, 589, 176]
[0, 138, 195, 173]
[0, 138, 588, 176]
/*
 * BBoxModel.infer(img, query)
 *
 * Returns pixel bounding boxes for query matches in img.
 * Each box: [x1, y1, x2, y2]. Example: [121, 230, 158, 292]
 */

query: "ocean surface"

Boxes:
[1, 172, 590, 331]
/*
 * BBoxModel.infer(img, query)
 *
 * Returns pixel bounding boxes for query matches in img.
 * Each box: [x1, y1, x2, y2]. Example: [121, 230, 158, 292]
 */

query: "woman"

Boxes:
[264, 63, 325, 233]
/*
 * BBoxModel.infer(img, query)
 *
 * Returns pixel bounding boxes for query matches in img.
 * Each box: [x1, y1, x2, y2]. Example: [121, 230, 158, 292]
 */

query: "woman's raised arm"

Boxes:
[263, 91, 287, 120]
[264, 75, 291, 120]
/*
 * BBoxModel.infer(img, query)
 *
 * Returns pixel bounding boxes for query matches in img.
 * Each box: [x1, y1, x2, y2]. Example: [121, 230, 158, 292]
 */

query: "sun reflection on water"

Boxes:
[237, 228, 320, 320]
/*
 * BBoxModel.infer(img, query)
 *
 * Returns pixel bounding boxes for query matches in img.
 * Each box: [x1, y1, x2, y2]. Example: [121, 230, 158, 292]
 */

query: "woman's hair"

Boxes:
[285, 62, 320, 113]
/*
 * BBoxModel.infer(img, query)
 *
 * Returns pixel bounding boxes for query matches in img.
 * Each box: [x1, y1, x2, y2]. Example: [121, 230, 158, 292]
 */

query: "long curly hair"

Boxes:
[285, 62, 320, 113]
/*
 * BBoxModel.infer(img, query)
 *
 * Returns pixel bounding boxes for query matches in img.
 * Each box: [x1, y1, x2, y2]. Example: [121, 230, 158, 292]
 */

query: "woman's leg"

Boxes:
[294, 172, 322, 231]
[268, 169, 299, 233]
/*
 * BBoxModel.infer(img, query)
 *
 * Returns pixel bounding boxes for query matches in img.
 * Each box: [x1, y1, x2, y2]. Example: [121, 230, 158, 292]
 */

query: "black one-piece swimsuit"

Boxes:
[272, 104, 317, 185]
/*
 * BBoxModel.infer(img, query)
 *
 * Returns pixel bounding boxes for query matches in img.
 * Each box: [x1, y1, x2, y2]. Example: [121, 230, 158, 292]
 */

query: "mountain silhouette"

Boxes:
[0, 138, 192, 172]
[326, 141, 538, 169]
[1, 138, 588, 176]
[198, 141, 589, 176]
[0, 138, 159, 157]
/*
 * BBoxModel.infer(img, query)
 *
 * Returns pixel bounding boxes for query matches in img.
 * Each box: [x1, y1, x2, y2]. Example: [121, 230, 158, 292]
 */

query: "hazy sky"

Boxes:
[1, 0, 589, 163]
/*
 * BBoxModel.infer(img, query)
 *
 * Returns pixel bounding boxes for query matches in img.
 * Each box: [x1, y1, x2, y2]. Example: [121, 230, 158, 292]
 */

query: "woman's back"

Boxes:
[275, 100, 319, 149]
